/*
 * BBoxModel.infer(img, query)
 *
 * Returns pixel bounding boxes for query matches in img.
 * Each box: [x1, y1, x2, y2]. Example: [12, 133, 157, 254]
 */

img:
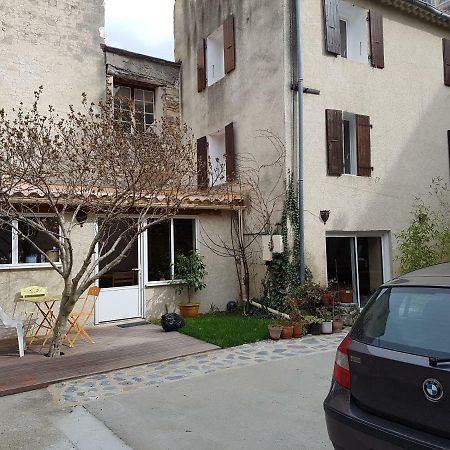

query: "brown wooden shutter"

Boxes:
[225, 122, 235, 181]
[326, 109, 343, 176]
[369, 10, 384, 69]
[323, 0, 341, 55]
[443, 39, 450, 86]
[223, 15, 236, 74]
[197, 136, 208, 189]
[356, 115, 372, 177]
[197, 39, 207, 92]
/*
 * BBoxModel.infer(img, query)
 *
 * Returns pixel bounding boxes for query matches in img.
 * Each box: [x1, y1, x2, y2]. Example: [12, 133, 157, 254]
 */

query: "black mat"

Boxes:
[117, 321, 151, 328]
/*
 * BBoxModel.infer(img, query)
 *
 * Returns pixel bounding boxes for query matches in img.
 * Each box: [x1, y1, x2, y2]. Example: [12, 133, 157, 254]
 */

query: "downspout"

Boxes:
[294, 0, 305, 283]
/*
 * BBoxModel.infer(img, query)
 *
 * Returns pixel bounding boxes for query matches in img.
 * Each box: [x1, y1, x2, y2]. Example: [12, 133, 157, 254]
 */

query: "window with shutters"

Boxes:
[113, 83, 155, 131]
[197, 123, 235, 188]
[207, 26, 225, 86]
[339, 1, 369, 64]
[326, 110, 372, 177]
[197, 15, 235, 91]
[208, 130, 226, 185]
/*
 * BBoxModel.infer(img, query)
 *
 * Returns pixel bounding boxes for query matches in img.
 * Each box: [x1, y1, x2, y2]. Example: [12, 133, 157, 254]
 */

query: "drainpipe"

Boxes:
[294, 0, 305, 283]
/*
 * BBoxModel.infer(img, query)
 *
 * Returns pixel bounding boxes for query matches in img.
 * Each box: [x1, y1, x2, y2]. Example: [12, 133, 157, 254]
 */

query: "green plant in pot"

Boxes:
[172, 251, 207, 318]
[288, 299, 305, 338]
[318, 306, 333, 334]
[268, 321, 284, 340]
[304, 315, 323, 335]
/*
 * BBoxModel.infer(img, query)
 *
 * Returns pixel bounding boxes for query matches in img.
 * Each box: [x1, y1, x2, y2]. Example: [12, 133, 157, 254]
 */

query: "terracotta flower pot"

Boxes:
[268, 325, 283, 340]
[332, 318, 344, 333]
[292, 322, 304, 338]
[281, 325, 294, 339]
[179, 303, 200, 318]
[339, 288, 353, 303]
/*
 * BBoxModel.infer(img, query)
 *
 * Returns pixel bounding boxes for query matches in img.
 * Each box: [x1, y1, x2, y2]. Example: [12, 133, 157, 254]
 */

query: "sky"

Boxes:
[105, 0, 175, 61]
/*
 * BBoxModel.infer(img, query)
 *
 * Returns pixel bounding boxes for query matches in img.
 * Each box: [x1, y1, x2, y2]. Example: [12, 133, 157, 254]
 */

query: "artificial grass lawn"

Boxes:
[179, 313, 273, 348]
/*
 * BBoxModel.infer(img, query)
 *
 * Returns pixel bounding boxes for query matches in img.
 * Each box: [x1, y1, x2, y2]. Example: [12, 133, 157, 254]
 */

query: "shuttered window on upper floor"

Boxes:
[323, 0, 384, 69]
[326, 110, 372, 177]
[197, 15, 236, 92]
[196, 122, 235, 188]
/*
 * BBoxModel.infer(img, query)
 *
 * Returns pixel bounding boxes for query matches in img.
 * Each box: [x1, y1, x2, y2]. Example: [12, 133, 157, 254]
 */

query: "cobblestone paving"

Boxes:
[48, 332, 346, 406]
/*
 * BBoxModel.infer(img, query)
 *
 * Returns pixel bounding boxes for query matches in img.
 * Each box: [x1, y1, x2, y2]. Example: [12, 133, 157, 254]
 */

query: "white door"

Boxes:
[95, 220, 144, 324]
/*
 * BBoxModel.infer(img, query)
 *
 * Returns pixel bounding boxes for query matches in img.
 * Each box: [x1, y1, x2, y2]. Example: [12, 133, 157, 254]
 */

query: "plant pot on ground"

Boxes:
[281, 324, 294, 339]
[304, 316, 323, 335]
[292, 321, 304, 338]
[332, 318, 344, 333]
[171, 251, 207, 319]
[268, 324, 283, 340]
[321, 321, 333, 334]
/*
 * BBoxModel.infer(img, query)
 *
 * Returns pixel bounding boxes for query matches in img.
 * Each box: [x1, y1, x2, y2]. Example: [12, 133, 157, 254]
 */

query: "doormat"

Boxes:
[117, 321, 151, 328]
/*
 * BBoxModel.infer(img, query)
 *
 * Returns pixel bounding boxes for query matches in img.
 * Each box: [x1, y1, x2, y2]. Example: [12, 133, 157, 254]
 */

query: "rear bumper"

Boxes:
[324, 383, 450, 450]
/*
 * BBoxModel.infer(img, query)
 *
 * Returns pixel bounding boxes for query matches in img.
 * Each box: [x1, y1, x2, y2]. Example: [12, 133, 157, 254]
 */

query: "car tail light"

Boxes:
[333, 334, 352, 390]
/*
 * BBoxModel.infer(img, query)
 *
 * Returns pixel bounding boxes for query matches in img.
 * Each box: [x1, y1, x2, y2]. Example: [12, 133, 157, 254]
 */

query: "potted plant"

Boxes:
[268, 323, 283, 340]
[172, 251, 207, 318]
[304, 315, 323, 335]
[332, 304, 344, 333]
[318, 306, 333, 334]
[288, 300, 304, 338]
[339, 286, 353, 303]
[281, 322, 294, 339]
[322, 278, 338, 306]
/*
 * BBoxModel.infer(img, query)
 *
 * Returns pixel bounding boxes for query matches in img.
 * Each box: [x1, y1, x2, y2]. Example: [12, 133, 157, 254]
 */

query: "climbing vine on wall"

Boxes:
[262, 174, 310, 312]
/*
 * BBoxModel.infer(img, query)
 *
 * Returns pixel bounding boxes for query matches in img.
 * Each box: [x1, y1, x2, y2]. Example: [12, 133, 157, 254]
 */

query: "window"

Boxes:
[353, 287, 450, 359]
[197, 122, 235, 188]
[343, 112, 357, 175]
[113, 84, 155, 130]
[207, 26, 225, 86]
[0, 218, 60, 266]
[197, 15, 235, 92]
[338, 1, 369, 64]
[325, 109, 371, 177]
[146, 218, 196, 283]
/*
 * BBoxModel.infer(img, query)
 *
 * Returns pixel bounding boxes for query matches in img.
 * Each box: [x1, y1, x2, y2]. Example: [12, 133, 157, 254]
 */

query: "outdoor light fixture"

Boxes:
[320, 210, 330, 225]
[75, 208, 88, 226]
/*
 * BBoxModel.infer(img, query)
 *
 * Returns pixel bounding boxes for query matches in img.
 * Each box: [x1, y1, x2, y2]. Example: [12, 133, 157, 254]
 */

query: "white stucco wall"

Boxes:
[301, 0, 450, 282]
[175, 0, 450, 292]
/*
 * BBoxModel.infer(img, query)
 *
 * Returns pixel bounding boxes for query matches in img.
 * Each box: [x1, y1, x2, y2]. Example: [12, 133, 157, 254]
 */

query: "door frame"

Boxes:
[325, 232, 391, 307]
[94, 220, 145, 325]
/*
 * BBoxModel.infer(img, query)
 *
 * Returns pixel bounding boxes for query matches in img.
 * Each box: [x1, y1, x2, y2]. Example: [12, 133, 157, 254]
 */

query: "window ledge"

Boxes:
[0, 263, 62, 271]
[145, 280, 184, 288]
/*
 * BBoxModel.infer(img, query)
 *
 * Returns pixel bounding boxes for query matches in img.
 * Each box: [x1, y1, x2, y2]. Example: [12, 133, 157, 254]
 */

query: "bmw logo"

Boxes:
[423, 379, 444, 402]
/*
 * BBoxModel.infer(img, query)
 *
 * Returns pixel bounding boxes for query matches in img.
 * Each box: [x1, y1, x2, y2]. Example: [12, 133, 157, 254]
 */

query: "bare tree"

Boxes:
[200, 131, 286, 310]
[0, 88, 211, 356]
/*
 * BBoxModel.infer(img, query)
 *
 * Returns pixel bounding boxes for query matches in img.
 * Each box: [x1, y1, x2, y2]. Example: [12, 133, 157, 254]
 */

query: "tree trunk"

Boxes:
[46, 295, 75, 357]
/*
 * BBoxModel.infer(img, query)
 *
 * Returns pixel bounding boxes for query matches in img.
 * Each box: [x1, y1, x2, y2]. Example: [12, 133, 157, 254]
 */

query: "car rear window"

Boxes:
[352, 287, 450, 358]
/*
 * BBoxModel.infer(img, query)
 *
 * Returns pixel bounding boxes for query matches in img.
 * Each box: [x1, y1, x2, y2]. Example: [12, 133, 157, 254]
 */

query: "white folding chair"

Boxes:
[0, 305, 25, 357]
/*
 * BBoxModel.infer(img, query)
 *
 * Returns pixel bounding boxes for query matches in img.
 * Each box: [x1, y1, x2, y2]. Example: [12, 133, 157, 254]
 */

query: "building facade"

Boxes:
[174, 0, 450, 306]
[0, 0, 239, 326]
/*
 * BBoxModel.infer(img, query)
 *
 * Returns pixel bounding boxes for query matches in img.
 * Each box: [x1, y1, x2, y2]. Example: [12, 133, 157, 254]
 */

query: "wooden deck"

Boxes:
[0, 323, 218, 397]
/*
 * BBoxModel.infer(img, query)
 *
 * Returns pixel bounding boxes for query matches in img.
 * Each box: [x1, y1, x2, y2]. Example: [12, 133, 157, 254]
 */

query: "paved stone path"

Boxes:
[48, 332, 346, 406]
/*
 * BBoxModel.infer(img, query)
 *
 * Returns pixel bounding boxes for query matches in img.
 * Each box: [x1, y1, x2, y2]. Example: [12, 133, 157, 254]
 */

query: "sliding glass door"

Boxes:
[326, 234, 389, 307]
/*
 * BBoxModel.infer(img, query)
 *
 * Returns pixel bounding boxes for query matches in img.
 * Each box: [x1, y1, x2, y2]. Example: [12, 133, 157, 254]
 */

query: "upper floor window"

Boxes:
[338, 2, 368, 64]
[207, 25, 226, 86]
[197, 15, 235, 92]
[326, 109, 372, 177]
[323, 0, 384, 69]
[113, 84, 155, 131]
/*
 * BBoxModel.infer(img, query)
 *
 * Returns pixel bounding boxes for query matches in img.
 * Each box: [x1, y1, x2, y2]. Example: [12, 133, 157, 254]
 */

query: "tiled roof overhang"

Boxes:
[378, 0, 450, 28]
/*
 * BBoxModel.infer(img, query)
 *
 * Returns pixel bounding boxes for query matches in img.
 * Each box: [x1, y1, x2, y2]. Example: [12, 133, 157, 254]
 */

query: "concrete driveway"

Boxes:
[0, 339, 338, 450]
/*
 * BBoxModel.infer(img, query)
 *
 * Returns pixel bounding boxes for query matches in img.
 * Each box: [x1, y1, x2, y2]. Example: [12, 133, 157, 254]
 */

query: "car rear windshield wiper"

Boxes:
[429, 357, 450, 367]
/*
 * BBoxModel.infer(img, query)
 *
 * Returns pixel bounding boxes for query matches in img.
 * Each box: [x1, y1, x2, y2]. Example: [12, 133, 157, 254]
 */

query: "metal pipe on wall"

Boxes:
[294, 0, 305, 283]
